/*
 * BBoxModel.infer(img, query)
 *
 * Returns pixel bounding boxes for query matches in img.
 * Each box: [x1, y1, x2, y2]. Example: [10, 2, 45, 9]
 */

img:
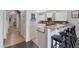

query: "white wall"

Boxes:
[30, 11, 38, 45]
[20, 11, 26, 39]
[6, 12, 9, 34]
[26, 11, 31, 42]
[26, 10, 38, 43]
[0, 11, 4, 47]
[3, 11, 7, 39]
[16, 13, 19, 31]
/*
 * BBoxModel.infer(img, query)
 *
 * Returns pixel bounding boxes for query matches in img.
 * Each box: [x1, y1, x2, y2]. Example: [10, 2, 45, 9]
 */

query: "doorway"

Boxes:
[4, 10, 25, 47]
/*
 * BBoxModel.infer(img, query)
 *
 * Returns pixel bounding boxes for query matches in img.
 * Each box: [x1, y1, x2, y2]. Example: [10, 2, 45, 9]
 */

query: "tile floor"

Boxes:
[7, 40, 38, 48]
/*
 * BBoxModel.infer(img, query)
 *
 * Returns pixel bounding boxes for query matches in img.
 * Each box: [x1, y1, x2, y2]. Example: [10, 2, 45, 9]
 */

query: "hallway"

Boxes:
[4, 26, 25, 47]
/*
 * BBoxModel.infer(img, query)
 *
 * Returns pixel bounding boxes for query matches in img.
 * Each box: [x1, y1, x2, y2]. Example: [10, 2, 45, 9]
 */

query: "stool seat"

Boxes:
[51, 35, 63, 43]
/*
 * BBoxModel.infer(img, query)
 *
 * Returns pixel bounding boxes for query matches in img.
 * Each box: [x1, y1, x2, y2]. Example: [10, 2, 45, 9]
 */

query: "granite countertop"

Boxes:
[37, 24, 46, 33]
[37, 21, 74, 33]
[46, 22, 75, 34]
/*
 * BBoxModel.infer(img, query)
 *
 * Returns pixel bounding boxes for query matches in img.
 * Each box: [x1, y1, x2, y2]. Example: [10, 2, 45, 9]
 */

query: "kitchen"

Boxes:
[30, 10, 79, 48]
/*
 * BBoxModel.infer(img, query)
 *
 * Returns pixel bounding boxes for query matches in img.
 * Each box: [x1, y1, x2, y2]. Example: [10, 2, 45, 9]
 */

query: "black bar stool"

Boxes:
[51, 35, 63, 48]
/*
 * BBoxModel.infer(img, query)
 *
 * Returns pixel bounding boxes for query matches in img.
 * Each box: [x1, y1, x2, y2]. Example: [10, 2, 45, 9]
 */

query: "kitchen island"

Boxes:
[37, 21, 77, 48]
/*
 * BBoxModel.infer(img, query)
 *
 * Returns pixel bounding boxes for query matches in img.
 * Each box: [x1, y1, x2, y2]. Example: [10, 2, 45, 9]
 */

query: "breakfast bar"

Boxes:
[37, 21, 77, 48]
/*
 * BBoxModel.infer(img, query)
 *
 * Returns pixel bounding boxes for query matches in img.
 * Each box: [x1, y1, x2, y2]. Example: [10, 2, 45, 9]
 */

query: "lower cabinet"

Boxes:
[37, 29, 47, 48]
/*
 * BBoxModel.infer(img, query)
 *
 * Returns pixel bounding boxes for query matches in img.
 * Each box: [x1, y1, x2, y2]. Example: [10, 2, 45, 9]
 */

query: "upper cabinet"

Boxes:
[55, 11, 68, 21]
[38, 11, 54, 21]
[37, 10, 68, 22]
[38, 14, 46, 21]
[47, 12, 53, 18]
[46, 11, 55, 21]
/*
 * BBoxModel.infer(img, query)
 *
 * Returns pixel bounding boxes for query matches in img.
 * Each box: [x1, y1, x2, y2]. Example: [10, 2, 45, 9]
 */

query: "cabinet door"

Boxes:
[55, 11, 67, 21]
[38, 31, 47, 48]
[46, 12, 54, 21]
[39, 14, 46, 21]
[47, 12, 53, 18]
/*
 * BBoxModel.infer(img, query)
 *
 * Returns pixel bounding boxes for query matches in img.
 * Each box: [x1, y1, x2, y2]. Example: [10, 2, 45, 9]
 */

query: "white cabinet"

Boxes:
[38, 30, 47, 48]
[55, 11, 67, 21]
[46, 12, 55, 21]
[38, 11, 68, 21]
[47, 12, 53, 18]
[38, 14, 46, 21]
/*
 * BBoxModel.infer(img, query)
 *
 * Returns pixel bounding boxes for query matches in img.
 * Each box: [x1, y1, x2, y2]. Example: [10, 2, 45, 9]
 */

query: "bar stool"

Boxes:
[67, 28, 74, 48]
[51, 35, 64, 48]
[59, 31, 68, 48]
[70, 26, 77, 47]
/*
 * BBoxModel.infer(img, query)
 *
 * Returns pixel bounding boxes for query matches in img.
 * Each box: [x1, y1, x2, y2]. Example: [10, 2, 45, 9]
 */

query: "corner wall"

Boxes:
[25, 10, 38, 42]
[3, 11, 7, 39]
[26, 11, 31, 42]
[0, 11, 4, 47]
[20, 11, 26, 39]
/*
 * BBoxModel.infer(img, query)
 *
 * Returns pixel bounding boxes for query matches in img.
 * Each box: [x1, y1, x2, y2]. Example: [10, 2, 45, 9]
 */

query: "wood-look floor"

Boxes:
[4, 26, 25, 48]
